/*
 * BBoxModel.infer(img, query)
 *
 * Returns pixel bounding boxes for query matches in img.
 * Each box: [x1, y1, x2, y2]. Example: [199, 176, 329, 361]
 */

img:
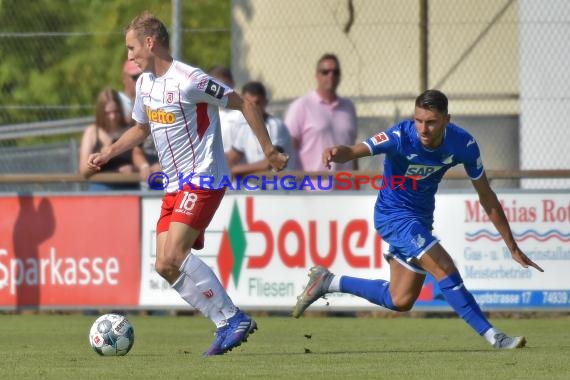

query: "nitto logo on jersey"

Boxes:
[371, 132, 389, 145]
[145, 106, 176, 124]
[205, 80, 224, 99]
[405, 164, 444, 179]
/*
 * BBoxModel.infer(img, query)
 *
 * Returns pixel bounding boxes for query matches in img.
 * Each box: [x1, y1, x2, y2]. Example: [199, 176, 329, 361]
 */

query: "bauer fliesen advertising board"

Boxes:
[140, 192, 569, 311]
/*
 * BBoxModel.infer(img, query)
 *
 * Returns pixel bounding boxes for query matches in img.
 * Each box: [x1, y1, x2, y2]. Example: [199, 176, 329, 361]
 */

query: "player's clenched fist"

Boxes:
[267, 147, 289, 172]
[322, 145, 355, 169]
[85, 152, 110, 177]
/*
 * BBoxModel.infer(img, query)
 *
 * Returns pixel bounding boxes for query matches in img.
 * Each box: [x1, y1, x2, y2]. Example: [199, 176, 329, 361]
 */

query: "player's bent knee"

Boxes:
[392, 302, 414, 312]
[154, 260, 169, 277]
[154, 256, 178, 279]
[391, 295, 415, 311]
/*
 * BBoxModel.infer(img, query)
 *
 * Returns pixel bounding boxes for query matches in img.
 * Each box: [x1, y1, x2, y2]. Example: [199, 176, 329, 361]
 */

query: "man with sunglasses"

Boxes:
[285, 53, 358, 173]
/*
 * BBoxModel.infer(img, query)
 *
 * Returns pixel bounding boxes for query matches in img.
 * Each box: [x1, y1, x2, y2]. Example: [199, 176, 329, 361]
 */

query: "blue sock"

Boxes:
[340, 276, 397, 310]
[438, 272, 491, 335]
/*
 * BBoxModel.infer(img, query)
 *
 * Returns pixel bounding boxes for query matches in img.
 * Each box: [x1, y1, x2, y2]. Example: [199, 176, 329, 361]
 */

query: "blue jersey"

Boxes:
[364, 120, 484, 228]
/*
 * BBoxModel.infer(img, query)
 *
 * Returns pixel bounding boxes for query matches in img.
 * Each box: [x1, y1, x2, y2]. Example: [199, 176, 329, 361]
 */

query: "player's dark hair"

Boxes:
[242, 81, 267, 99]
[415, 89, 448, 114]
[127, 11, 170, 48]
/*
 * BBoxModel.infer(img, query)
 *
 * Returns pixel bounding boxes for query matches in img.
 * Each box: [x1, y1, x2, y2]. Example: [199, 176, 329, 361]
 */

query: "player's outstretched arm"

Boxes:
[86, 122, 150, 176]
[322, 143, 370, 170]
[471, 173, 544, 272]
[227, 92, 288, 172]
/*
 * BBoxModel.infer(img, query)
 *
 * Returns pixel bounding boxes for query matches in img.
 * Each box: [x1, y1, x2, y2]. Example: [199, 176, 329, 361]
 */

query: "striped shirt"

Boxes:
[132, 60, 231, 192]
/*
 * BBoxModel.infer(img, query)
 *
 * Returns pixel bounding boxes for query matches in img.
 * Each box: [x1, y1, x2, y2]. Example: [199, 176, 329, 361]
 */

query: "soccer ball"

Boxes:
[88, 313, 135, 356]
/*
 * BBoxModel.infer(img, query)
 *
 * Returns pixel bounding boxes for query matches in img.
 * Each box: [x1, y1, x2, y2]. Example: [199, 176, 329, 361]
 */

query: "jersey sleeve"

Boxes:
[185, 70, 233, 108]
[363, 129, 399, 156]
[462, 137, 485, 179]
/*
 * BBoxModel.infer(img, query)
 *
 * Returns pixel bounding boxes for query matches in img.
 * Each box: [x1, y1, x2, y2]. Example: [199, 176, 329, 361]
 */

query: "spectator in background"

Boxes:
[284, 53, 358, 172]
[79, 88, 139, 191]
[132, 134, 161, 189]
[117, 59, 161, 187]
[226, 81, 297, 175]
[118, 60, 141, 126]
[208, 65, 243, 154]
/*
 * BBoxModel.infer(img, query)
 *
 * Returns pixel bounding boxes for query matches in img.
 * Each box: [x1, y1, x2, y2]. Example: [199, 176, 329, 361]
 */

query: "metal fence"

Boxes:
[0, 140, 81, 192]
[0, 0, 231, 125]
[231, 0, 570, 187]
[1, 0, 569, 189]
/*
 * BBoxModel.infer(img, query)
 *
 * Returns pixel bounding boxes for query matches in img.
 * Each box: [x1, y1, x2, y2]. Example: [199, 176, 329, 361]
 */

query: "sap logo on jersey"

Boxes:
[145, 106, 176, 124]
[405, 164, 443, 179]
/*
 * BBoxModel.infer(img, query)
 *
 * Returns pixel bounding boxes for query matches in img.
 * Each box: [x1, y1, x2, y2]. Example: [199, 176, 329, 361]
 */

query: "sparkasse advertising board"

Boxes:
[0, 195, 140, 308]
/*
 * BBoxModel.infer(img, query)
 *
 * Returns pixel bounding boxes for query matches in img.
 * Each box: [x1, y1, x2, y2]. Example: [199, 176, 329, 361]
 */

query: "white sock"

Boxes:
[483, 327, 500, 344]
[181, 254, 238, 319]
[171, 272, 227, 328]
[328, 275, 342, 292]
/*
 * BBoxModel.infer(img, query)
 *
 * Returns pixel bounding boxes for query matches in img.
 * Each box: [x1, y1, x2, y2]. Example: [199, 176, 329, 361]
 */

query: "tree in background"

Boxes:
[0, 0, 230, 125]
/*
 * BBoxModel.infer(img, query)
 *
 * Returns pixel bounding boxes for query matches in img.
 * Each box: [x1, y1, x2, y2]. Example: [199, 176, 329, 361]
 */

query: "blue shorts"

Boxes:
[376, 216, 439, 274]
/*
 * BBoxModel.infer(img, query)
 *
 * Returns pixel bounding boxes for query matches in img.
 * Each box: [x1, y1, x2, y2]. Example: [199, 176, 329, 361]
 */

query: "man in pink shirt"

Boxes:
[285, 53, 358, 171]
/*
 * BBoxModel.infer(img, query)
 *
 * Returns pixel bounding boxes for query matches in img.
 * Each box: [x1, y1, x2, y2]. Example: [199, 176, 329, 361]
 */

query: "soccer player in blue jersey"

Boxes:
[292, 89, 543, 349]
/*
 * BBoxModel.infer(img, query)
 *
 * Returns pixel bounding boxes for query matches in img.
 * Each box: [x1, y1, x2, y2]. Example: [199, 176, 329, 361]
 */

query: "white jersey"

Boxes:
[132, 61, 232, 193]
[219, 108, 243, 153]
[233, 114, 297, 170]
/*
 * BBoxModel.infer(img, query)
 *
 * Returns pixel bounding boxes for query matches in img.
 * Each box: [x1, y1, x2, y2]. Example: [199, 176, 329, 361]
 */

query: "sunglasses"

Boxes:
[318, 68, 341, 76]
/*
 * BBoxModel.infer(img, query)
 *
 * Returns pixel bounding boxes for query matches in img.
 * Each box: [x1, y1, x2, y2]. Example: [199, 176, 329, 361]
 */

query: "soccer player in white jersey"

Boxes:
[292, 90, 543, 349]
[87, 11, 288, 356]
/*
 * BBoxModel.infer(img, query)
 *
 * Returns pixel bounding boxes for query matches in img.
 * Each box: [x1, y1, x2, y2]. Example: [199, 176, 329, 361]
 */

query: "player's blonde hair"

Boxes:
[126, 11, 169, 48]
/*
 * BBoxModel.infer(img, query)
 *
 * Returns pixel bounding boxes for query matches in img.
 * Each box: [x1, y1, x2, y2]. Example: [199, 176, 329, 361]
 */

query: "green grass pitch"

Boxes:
[0, 313, 569, 380]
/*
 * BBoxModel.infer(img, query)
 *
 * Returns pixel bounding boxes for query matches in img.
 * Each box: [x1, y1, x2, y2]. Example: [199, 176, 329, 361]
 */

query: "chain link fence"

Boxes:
[0, 0, 230, 126]
[0, 0, 231, 192]
[1, 0, 568, 190]
[232, 0, 569, 188]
